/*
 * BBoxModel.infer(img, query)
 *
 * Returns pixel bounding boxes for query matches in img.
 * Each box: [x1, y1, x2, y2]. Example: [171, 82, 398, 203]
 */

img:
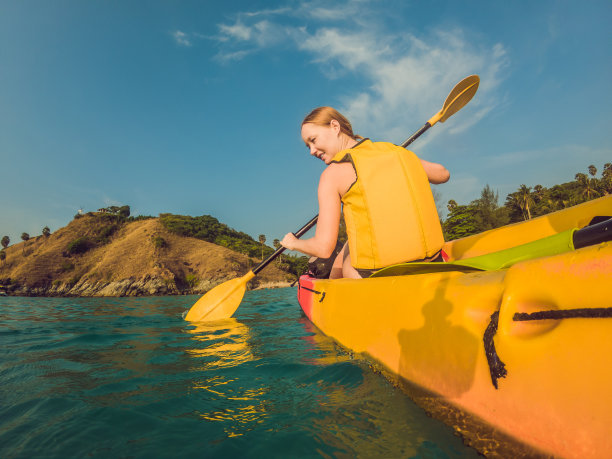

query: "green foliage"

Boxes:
[258, 234, 266, 260]
[284, 255, 309, 278]
[158, 213, 308, 276]
[472, 185, 509, 231]
[67, 237, 95, 255]
[443, 185, 509, 240]
[99, 205, 131, 218]
[42, 226, 51, 237]
[95, 223, 119, 244]
[151, 235, 168, 249]
[61, 261, 75, 272]
[445, 163, 610, 240]
[185, 274, 199, 289]
[159, 213, 273, 258]
[1, 236, 8, 249]
[73, 205, 148, 223]
[20, 233, 30, 255]
[443, 205, 479, 240]
[128, 215, 155, 222]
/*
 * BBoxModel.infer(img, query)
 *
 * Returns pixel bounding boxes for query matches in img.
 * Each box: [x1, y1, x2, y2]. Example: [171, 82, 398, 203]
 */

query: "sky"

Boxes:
[1, 0, 611, 246]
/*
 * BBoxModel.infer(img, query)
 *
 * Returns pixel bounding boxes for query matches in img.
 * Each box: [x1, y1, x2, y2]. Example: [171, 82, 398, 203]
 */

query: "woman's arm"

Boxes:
[420, 158, 450, 184]
[281, 167, 341, 258]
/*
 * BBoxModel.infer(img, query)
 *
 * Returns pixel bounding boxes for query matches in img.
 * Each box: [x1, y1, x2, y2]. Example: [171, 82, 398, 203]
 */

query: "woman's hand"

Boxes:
[280, 233, 299, 251]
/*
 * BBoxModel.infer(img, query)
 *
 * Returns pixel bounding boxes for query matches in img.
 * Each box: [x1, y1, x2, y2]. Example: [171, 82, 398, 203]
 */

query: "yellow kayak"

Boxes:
[297, 196, 612, 458]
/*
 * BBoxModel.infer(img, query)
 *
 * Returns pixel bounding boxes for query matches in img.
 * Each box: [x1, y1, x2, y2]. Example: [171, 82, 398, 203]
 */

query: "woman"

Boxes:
[281, 107, 450, 279]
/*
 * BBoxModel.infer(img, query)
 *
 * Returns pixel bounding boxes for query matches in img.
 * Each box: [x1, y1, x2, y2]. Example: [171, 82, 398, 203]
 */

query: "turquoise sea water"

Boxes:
[0, 288, 480, 458]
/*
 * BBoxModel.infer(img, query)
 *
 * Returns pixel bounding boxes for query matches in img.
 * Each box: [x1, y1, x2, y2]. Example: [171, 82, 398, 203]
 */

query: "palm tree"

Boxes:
[258, 234, 266, 261]
[1, 236, 9, 250]
[575, 172, 599, 201]
[533, 184, 545, 202]
[601, 163, 612, 195]
[273, 239, 281, 265]
[517, 185, 534, 220]
[21, 232, 30, 255]
[42, 226, 51, 238]
[588, 164, 597, 178]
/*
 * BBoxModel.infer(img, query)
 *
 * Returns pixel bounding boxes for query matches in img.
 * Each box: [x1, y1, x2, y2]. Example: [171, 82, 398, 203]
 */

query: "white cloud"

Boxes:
[244, 6, 293, 17]
[212, 1, 509, 140]
[216, 49, 253, 63]
[217, 19, 296, 51]
[219, 22, 252, 41]
[172, 30, 192, 47]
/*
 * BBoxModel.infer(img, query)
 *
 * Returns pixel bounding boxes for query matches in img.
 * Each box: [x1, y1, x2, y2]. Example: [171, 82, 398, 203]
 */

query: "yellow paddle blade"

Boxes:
[184, 271, 255, 322]
[439, 74, 479, 123]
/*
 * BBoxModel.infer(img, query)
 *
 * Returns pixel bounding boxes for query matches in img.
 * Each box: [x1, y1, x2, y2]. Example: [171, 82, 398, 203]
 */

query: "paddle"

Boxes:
[185, 216, 318, 322]
[400, 74, 479, 147]
[185, 74, 480, 322]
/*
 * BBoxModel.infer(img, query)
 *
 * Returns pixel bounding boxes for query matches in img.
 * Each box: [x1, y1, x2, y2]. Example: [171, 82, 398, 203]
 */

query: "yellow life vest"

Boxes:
[331, 139, 444, 269]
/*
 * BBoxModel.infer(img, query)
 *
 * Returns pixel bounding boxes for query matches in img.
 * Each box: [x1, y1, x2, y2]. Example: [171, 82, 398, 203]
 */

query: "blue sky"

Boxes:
[1, 0, 611, 246]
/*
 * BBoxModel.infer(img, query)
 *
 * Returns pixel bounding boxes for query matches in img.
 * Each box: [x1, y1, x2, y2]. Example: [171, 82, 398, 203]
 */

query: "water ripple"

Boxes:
[0, 289, 479, 458]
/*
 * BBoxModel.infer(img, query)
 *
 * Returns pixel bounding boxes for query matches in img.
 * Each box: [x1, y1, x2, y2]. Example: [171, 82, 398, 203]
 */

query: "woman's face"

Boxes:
[301, 121, 341, 165]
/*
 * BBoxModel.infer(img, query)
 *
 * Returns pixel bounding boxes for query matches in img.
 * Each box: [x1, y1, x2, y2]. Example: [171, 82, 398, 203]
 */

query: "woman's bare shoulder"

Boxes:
[320, 162, 356, 195]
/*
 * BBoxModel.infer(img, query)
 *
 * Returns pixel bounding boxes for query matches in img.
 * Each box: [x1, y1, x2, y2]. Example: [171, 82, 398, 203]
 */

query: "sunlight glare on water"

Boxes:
[0, 289, 479, 458]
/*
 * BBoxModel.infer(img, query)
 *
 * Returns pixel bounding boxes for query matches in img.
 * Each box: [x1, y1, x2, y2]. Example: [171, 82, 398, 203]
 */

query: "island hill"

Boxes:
[0, 207, 307, 297]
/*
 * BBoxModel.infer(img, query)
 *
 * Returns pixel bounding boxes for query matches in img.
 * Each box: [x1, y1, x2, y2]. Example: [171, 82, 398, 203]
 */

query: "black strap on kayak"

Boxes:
[483, 307, 612, 390]
[483, 311, 507, 390]
[513, 307, 612, 321]
[297, 279, 326, 302]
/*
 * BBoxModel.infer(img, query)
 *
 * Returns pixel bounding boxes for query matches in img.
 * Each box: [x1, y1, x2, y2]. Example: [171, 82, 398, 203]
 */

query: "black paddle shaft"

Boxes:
[573, 217, 612, 249]
[401, 122, 432, 148]
[252, 215, 319, 274]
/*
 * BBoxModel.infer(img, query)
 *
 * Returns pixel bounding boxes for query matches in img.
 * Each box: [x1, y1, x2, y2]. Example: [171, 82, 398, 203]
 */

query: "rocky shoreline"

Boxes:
[0, 276, 293, 298]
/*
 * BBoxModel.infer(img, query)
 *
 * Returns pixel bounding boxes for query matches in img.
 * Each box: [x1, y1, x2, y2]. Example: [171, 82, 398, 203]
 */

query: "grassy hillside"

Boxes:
[0, 213, 299, 296]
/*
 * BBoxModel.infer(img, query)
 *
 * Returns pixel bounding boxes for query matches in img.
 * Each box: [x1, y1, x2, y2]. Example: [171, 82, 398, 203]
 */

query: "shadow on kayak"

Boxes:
[397, 278, 479, 397]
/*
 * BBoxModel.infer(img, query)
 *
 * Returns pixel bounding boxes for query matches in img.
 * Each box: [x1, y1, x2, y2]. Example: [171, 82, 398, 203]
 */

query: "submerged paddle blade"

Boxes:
[185, 271, 255, 322]
[440, 75, 479, 123]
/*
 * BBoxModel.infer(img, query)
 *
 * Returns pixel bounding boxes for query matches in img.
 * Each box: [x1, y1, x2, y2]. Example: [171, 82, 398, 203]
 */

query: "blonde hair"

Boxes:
[302, 106, 363, 140]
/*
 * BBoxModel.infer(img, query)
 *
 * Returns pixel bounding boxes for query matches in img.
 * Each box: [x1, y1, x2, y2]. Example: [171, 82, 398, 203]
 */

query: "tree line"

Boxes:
[159, 214, 309, 277]
[1, 227, 52, 263]
[443, 163, 611, 240]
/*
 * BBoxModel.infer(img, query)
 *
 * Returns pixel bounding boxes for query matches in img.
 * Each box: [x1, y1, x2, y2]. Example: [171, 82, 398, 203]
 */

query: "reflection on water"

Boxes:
[186, 318, 254, 370]
[186, 318, 267, 437]
[0, 290, 480, 458]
